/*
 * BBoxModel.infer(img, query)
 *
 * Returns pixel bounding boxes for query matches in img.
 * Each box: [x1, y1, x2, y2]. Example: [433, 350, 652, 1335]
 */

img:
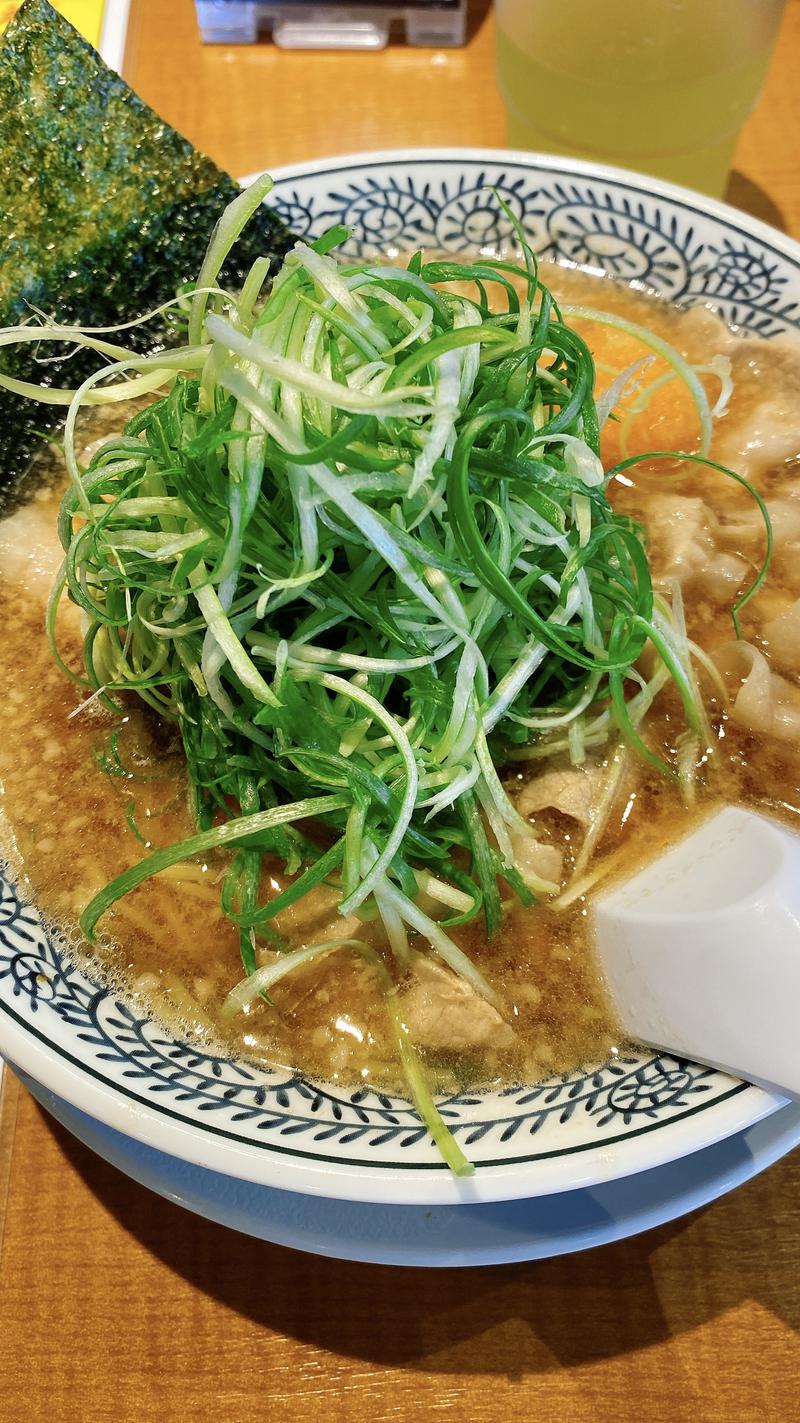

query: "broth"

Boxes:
[2, 261, 800, 1093]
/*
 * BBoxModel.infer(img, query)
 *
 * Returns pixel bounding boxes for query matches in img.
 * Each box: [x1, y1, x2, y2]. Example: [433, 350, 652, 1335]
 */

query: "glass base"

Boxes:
[505, 113, 738, 200]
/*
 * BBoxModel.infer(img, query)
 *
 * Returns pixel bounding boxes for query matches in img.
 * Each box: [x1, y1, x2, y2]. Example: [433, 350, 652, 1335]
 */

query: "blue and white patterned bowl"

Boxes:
[2, 149, 798, 1208]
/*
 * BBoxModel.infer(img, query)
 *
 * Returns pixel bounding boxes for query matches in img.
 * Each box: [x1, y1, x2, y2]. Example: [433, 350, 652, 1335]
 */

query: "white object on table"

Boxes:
[99, 0, 131, 73]
[594, 806, 800, 1100]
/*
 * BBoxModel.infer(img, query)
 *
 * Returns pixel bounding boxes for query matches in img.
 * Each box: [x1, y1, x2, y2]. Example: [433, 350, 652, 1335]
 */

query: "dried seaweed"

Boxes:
[0, 0, 295, 503]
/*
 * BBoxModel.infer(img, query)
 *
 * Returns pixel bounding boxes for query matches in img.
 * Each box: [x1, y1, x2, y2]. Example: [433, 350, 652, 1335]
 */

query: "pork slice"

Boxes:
[516, 763, 600, 828]
[713, 334, 800, 480]
[399, 955, 516, 1053]
[641, 493, 748, 601]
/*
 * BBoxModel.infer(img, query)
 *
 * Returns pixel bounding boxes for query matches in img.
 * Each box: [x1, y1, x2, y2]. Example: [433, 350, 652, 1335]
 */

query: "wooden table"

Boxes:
[2, 2, 800, 1418]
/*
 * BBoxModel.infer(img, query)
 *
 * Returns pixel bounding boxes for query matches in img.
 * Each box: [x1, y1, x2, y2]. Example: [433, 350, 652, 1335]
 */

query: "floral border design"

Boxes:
[269, 161, 800, 338]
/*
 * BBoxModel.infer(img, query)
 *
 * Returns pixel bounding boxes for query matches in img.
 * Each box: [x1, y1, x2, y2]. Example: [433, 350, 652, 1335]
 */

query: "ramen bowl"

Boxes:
[1, 149, 798, 1213]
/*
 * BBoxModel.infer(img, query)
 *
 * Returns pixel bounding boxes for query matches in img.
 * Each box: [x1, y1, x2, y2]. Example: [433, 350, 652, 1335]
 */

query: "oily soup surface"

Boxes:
[1, 262, 800, 1093]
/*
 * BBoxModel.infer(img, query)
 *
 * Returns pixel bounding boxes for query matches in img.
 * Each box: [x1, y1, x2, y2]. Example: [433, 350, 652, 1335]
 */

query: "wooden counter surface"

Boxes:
[2, 2, 800, 1418]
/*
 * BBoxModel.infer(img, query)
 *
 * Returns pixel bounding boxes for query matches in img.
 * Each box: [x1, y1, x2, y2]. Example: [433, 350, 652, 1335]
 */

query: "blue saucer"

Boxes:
[19, 1070, 800, 1267]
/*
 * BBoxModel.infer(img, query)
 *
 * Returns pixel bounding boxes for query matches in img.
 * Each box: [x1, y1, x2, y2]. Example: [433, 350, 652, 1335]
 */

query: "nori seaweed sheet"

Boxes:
[0, 0, 295, 506]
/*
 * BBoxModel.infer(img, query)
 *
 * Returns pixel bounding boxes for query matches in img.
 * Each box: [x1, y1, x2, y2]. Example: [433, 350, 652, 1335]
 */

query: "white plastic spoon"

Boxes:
[593, 805, 800, 1100]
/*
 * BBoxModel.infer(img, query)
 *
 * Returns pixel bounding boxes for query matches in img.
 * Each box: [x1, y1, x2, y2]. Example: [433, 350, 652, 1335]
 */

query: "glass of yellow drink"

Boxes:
[495, 0, 785, 197]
